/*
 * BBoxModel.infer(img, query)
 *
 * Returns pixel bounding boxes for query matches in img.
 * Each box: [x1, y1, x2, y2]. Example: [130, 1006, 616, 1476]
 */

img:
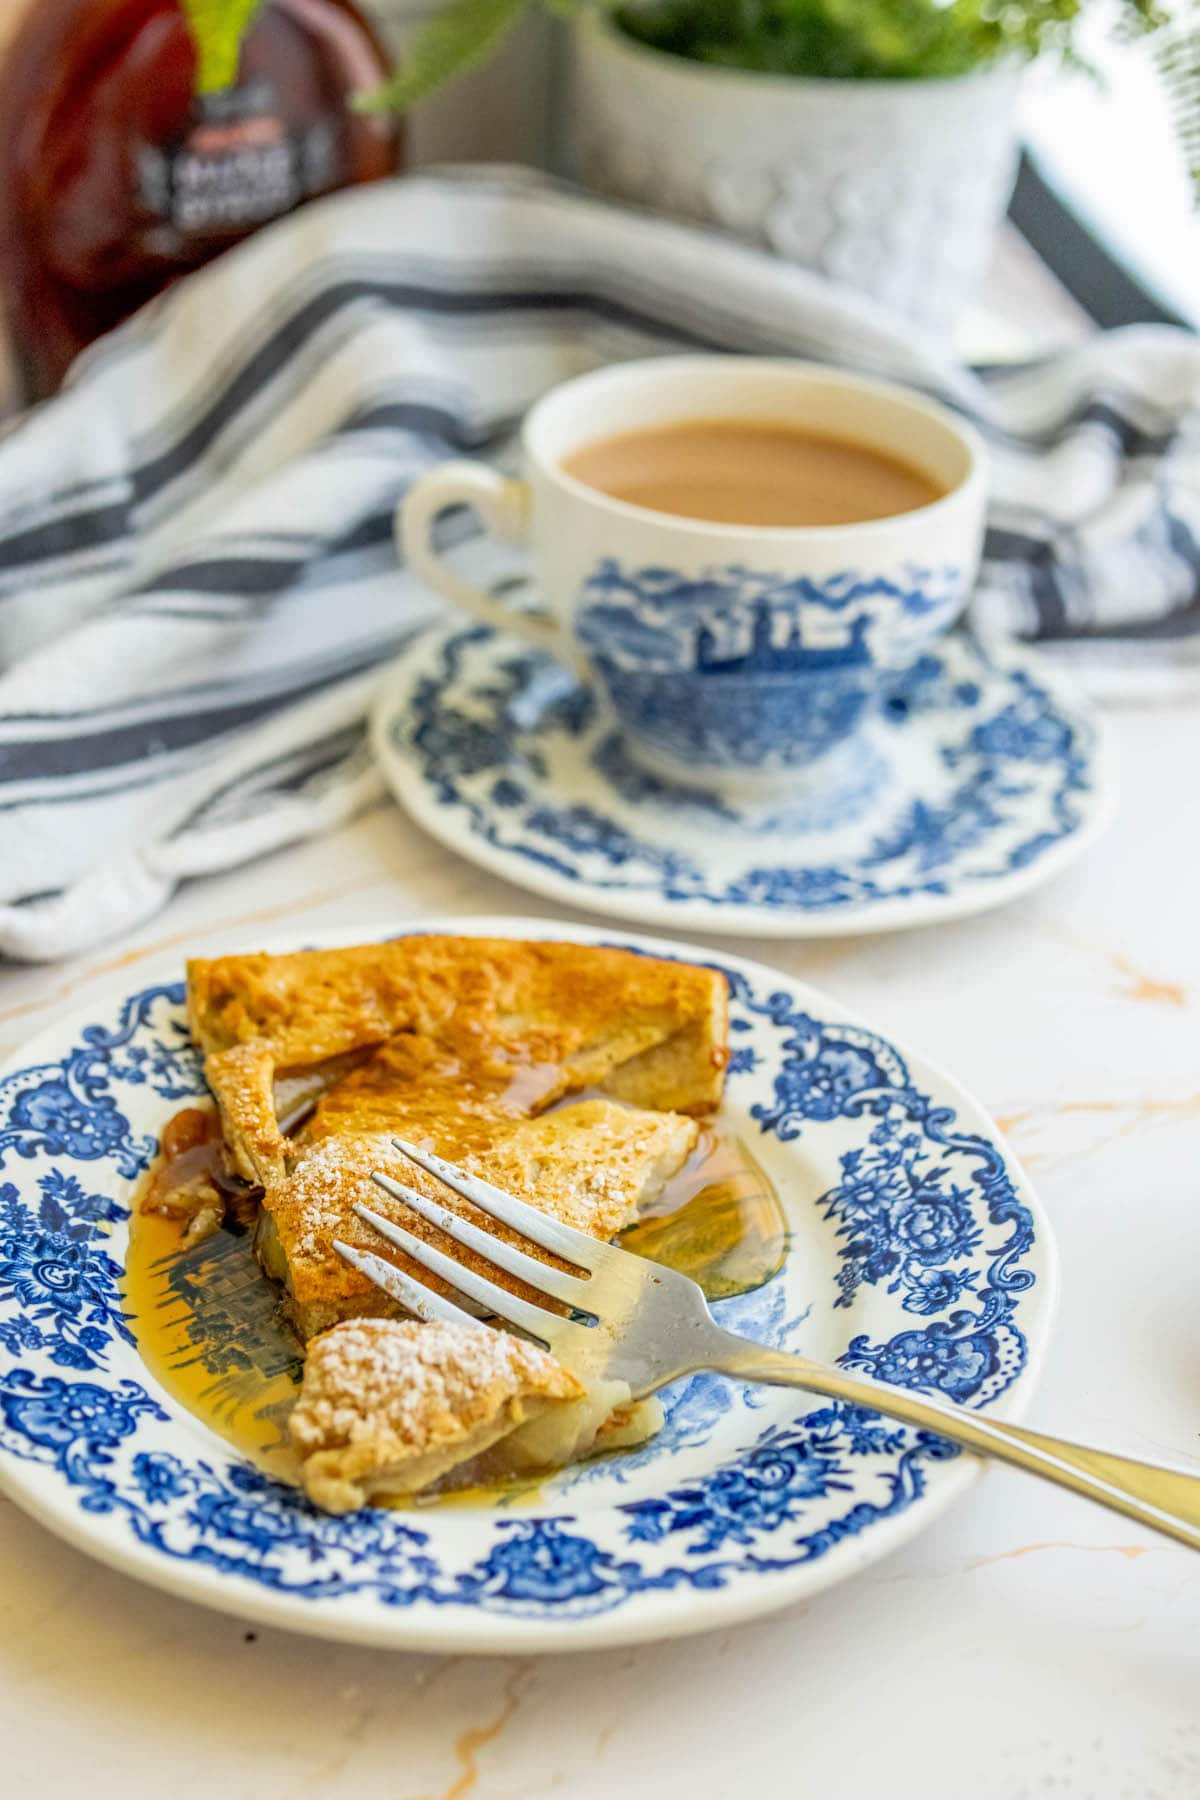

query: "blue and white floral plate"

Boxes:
[0, 918, 1055, 1652]
[372, 624, 1114, 936]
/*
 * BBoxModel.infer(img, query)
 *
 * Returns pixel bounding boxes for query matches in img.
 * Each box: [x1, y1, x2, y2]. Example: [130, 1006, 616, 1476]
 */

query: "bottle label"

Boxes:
[137, 79, 340, 235]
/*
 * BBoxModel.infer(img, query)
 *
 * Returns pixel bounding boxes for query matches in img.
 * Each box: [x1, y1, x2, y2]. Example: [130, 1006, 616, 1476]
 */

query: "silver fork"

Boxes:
[332, 1137, 1200, 1552]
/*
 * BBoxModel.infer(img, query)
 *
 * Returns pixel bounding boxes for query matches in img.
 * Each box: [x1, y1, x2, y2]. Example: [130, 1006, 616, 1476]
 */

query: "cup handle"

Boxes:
[399, 461, 563, 655]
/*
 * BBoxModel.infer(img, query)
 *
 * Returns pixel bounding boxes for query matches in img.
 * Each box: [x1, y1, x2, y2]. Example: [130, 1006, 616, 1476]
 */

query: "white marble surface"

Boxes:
[0, 691, 1197, 1798]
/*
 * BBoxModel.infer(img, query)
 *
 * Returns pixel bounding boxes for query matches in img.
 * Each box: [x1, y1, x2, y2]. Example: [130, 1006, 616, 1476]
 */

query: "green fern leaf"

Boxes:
[356, 0, 529, 112]
[1155, 24, 1200, 201]
[180, 0, 264, 93]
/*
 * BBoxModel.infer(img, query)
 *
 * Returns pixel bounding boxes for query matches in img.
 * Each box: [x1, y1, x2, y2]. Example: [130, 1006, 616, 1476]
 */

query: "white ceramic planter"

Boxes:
[570, 14, 1023, 332]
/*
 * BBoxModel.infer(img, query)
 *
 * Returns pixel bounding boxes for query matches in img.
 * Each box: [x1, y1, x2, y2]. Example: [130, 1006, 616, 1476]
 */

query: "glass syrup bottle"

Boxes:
[0, 0, 401, 401]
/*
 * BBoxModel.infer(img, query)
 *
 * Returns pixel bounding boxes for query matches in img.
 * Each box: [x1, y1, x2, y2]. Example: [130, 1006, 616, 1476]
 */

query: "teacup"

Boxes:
[400, 356, 987, 786]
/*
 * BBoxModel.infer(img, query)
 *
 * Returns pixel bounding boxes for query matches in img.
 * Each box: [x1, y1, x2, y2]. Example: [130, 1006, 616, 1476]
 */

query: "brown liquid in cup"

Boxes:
[561, 418, 946, 527]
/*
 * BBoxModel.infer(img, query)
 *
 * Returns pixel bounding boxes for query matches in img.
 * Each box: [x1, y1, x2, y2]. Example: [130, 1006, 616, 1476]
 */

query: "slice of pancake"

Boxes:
[257, 1101, 698, 1340]
[291, 1318, 663, 1513]
[290, 1318, 585, 1512]
[188, 936, 729, 1190]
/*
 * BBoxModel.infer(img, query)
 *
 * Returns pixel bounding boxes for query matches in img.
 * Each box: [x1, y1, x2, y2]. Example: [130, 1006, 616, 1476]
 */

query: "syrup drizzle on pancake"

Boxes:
[123, 1108, 789, 1498]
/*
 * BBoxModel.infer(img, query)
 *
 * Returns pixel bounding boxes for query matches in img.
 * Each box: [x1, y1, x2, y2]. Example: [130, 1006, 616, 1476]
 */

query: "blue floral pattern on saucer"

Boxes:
[371, 625, 1113, 938]
[0, 921, 1054, 1651]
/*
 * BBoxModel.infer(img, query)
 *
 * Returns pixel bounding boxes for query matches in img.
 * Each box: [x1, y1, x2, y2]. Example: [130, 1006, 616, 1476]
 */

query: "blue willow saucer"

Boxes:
[371, 624, 1114, 937]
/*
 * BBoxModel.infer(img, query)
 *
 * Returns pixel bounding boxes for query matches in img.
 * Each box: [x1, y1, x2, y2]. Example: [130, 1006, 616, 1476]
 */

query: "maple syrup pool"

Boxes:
[122, 1109, 790, 1499]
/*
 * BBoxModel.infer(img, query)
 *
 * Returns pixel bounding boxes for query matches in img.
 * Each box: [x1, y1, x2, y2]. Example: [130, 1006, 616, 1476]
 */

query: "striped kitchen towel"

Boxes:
[0, 165, 1197, 962]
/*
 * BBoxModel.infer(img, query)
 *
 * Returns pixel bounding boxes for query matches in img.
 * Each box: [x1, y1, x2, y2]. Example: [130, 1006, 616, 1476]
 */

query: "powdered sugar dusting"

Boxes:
[289, 1317, 580, 1456]
[283, 1134, 400, 1265]
[274, 1106, 695, 1303]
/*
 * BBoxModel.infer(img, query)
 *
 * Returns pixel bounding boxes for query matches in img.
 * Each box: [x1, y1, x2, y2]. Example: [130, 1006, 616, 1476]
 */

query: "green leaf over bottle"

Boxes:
[357, 0, 527, 111]
[180, 0, 264, 92]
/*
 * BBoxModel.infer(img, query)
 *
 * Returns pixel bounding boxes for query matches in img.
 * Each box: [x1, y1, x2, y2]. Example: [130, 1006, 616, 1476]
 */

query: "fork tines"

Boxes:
[332, 1135, 611, 1347]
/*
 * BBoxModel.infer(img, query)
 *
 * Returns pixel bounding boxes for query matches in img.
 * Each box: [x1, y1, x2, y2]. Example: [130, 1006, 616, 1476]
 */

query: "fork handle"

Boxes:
[710, 1335, 1200, 1553]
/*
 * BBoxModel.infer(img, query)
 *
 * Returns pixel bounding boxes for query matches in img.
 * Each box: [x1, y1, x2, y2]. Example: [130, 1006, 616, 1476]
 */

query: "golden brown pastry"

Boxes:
[290, 1317, 659, 1512]
[260, 1102, 699, 1340]
[184, 936, 726, 1497]
[185, 936, 727, 1340]
[188, 936, 729, 1189]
